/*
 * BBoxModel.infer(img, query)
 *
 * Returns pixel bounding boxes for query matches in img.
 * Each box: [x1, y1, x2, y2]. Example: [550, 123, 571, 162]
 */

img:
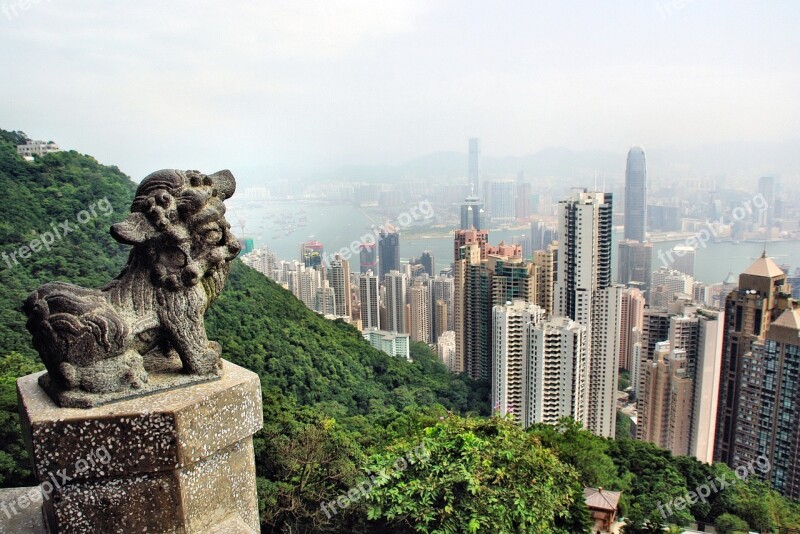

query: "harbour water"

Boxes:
[228, 199, 800, 284]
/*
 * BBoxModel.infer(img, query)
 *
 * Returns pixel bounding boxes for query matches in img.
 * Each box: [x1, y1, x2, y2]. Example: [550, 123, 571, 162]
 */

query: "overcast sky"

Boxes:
[1, 1, 798, 181]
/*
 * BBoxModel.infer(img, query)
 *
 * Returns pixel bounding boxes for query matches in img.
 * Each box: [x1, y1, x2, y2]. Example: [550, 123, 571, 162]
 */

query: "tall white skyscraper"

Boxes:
[384, 270, 408, 333]
[588, 285, 623, 438]
[690, 308, 725, 463]
[329, 255, 352, 318]
[554, 190, 613, 324]
[554, 189, 617, 438]
[359, 270, 380, 330]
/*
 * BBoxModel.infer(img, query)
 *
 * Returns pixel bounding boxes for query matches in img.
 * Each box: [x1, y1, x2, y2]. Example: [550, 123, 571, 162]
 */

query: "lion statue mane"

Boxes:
[23, 169, 242, 402]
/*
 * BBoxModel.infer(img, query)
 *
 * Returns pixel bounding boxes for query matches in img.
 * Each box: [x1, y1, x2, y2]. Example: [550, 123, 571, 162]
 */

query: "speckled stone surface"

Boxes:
[0, 487, 47, 533]
[17, 359, 262, 533]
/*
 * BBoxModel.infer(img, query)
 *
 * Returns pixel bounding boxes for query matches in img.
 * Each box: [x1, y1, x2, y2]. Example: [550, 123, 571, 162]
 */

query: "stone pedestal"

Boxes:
[17, 360, 263, 533]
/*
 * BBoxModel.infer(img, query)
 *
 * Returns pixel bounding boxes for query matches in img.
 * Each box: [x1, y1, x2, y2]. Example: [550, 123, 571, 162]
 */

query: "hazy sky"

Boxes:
[1, 1, 798, 181]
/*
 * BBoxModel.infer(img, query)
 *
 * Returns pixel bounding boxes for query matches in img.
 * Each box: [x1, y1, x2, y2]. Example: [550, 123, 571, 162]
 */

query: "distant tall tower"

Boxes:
[359, 270, 380, 330]
[420, 251, 435, 276]
[329, 255, 352, 318]
[757, 176, 776, 230]
[624, 146, 647, 243]
[378, 231, 400, 282]
[460, 194, 485, 230]
[468, 138, 480, 195]
[359, 243, 377, 273]
[490, 180, 516, 223]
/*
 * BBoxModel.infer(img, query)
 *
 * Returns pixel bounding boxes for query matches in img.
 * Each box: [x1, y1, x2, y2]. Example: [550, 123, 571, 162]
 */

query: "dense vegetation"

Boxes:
[1, 129, 799, 532]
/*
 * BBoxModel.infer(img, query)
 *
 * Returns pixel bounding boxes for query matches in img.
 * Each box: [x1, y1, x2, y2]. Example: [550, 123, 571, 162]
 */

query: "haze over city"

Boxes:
[2, 0, 799, 184]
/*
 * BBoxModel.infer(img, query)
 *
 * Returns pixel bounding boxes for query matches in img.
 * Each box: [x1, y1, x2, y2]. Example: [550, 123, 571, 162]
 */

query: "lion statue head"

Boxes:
[110, 169, 242, 294]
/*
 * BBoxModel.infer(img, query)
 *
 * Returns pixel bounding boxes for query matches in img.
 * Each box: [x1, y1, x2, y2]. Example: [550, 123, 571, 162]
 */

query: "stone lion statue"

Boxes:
[23, 169, 241, 405]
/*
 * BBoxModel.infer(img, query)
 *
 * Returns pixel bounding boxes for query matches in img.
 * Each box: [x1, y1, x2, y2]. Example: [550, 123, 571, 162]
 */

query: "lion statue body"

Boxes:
[23, 169, 241, 404]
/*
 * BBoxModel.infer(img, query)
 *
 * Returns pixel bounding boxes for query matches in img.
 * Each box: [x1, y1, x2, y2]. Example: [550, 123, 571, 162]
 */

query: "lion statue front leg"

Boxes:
[158, 286, 222, 376]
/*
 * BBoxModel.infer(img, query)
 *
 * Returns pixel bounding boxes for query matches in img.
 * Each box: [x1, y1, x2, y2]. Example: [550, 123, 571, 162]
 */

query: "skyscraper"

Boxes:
[460, 194, 485, 230]
[690, 307, 724, 463]
[329, 254, 352, 318]
[554, 190, 613, 325]
[359, 270, 380, 330]
[638, 341, 693, 455]
[488, 253, 536, 306]
[420, 251, 435, 276]
[315, 280, 336, 315]
[409, 280, 432, 343]
[454, 240, 490, 378]
[468, 138, 480, 194]
[491, 300, 546, 421]
[490, 180, 516, 224]
[431, 274, 455, 337]
[526, 315, 588, 427]
[715, 254, 792, 465]
[624, 146, 647, 243]
[757, 176, 775, 230]
[384, 270, 408, 333]
[589, 285, 623, 438]
[532, 243, 558, 315]
[300, 240, 324, 270]
[735, 308, 800, 498]
[515, 181, 532, 222]
[454, 228, 488, 262]
[359, 243, 377, 273]
[378, 231, 400, 282]
[554, 189, 616, 437]
[618, 288, 645, 371]
[651, 267, 694, 308]
[671, 245, 696, 277]
[617, 240, 653, 298]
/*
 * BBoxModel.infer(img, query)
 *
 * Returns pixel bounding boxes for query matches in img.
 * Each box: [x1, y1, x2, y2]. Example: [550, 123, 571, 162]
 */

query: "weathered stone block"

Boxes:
[17, 360, 263, 533]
